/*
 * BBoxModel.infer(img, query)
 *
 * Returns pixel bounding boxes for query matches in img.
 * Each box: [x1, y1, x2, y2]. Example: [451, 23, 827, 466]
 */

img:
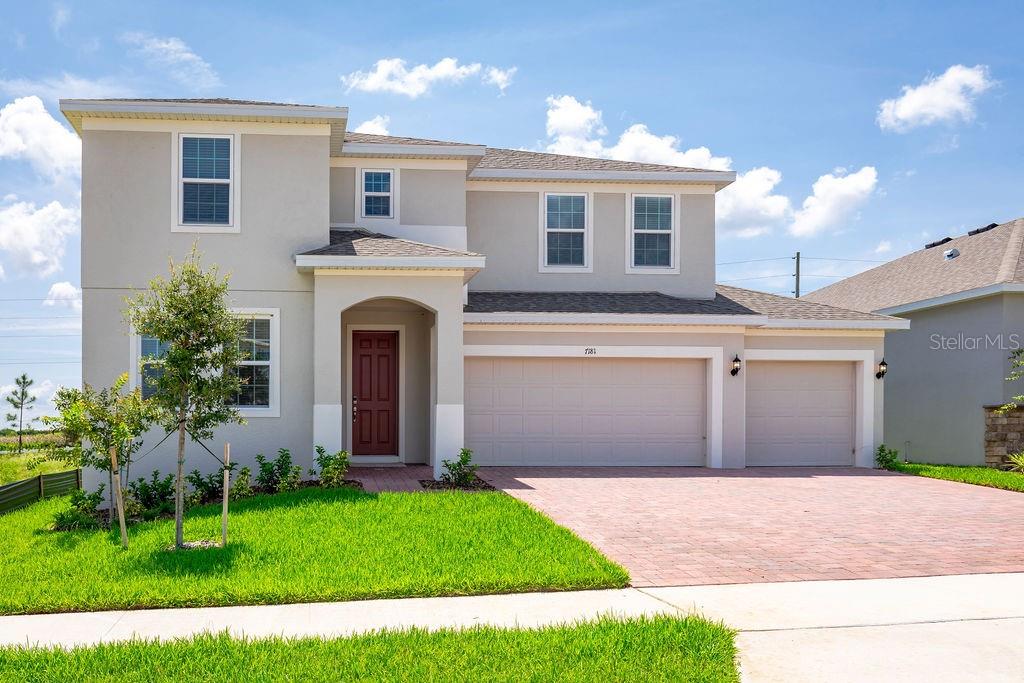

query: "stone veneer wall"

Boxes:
[983, 405, 1024, 468]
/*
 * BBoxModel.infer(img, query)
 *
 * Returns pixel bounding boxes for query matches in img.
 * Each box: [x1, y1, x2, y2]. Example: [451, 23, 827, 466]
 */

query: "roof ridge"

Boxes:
[996, 219, 1024, 283]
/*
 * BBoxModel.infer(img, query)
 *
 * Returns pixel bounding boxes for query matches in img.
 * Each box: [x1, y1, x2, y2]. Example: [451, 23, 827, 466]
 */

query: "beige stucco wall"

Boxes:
[399, 169, 466, 226]
[884, 295, 1013, 465]
[466, 191, 716, 298]
[80, 129, 328, 490]
[329, 167, 356, 224]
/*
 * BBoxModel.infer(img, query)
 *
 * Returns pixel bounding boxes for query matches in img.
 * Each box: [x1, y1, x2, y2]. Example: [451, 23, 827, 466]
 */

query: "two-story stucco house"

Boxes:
[60, 98, 907, 483]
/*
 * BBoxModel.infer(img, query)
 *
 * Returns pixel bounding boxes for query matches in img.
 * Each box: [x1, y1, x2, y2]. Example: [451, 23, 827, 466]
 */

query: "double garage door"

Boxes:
[465, 357, 706, 466]
[465, 356, 856, 467]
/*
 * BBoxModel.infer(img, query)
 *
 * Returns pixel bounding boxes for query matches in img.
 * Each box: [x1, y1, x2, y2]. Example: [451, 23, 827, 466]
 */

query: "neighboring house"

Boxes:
[60, 98, 905, 483]
[805, 218, 1024, 466]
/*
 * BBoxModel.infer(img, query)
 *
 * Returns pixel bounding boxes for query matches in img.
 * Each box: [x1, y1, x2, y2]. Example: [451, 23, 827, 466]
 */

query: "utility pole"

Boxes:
[793, 251, 801, 298]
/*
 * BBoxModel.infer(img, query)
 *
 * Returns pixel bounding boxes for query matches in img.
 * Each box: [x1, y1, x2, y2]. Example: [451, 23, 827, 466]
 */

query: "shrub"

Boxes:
[1007, 452, 1024, 473]
[256, 449, 302, 493]
[875, 444, 902, 470]
[440, 448, 479, 487]
[230, 466, 254, 501]
[310, 446, 350, 488]
[52, 485, 105, 531]
[186, 464, 237, 504]
[127, 470, 175, 520]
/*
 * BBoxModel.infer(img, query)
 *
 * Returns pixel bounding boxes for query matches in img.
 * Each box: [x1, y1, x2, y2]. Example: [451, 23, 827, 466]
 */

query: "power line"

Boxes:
[715, 256, 791, 266]
[719, 273, 791, 283]
[0, 360, 81, 365]
[0, 334, 82, 338]
[0, 297, 81, 302]
[802, 256, 886, 263]
[0, 315, 80, 320]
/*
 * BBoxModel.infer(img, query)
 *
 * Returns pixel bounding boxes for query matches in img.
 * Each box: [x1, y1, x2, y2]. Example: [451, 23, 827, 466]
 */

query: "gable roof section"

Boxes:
[295, 230, 484, 279]
[804, 218, 1024, 313]
[465, 285, 904, 329]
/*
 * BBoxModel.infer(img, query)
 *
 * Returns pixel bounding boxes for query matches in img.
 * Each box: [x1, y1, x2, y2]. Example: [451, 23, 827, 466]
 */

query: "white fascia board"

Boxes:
[341, 143, 486, 157]
[295, 254, 486, 270]
[876, 283, 1024, 316]
[59, 99, 348, 121]
[467, 168, 736, 185]
[463, 311, 908, 329]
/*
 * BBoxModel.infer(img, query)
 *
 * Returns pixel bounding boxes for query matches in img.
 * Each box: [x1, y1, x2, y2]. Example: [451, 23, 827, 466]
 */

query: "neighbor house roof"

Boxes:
[804, 218, 1024, 314]
[465, 285, 904, 328]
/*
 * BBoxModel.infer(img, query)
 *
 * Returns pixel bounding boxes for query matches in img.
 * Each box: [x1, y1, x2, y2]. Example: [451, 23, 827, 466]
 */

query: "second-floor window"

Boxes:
[631, 194, 674, 269]
[362, 170, 393, 218]
[544, 193, 587, 268]
[180, 136, 232, 225]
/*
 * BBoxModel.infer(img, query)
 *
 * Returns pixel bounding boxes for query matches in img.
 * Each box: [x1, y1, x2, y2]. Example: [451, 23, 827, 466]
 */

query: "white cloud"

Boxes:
[716, 167, 792, 238]
[0, 198, 79, 278]
[877, 64, 994, 133]
[543, 95, 607, 156]
[483, 66, 517, 95]
[0, 378, 56, 405]
[43, 281, 81, 312]
[875, 240, 892, 254]
[790, 166, 878, 237]
[352, 114, 390, 135]
[0, 96, 80, 181]
[342, 57, 481, 98]
[0, 72, 134, 102]
[121, 32, 221, 90]
[51, 4, 70, 36]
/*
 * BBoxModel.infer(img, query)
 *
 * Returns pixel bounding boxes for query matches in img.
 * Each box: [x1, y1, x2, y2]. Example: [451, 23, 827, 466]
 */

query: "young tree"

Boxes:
[124, 245, 244, 548]
[45, 374, 156, 520]
[5, 373, 37, 453]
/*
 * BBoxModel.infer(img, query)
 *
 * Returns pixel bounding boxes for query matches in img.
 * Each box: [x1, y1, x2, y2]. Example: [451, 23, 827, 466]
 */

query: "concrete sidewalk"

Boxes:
[1, 573, 1023, 681]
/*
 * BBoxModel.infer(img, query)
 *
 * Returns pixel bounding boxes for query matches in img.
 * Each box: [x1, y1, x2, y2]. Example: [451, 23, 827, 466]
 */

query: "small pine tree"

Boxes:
[5, 373, 37, 453]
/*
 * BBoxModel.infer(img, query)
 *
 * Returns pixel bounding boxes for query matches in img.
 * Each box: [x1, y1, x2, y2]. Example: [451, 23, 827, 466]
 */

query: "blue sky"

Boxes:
[1, 0, 1022, 414]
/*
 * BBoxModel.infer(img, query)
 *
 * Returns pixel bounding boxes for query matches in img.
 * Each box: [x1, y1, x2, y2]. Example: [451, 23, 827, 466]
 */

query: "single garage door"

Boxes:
[465, 357, 706, 466]
[746, 361, 855, 466]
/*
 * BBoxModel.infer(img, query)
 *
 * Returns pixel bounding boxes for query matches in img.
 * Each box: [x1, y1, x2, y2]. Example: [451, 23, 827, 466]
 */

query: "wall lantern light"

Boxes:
[875, 358, 888, 380]
[730, 355, 742, 376]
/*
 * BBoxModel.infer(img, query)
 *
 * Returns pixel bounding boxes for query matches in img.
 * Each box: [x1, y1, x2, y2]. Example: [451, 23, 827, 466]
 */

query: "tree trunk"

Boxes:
[175, 404, 187, 549]
[17, 406, 22, 453]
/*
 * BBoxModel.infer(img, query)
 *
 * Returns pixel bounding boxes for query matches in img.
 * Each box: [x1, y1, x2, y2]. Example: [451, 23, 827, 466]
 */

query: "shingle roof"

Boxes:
[465, 285, 898, 322]
[299, 230, 481, 258]
[343, 132, 480, 146]
[475, 147, 717, 174]
[804, 218, 1024, 312]
[66, 97, 330, 107]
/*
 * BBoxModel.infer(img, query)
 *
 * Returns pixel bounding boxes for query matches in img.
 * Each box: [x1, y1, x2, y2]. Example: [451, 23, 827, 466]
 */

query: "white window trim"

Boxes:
[360, 168, 396, 220]
[626, 193, 680, 274]
[171, 132, 241, 234]
[538, 191, 593, 273]
[127, 307, 280, 418]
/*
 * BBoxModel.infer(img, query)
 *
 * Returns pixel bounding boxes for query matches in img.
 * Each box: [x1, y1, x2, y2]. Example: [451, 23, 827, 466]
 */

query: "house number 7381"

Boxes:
[583, 347, 597, 355]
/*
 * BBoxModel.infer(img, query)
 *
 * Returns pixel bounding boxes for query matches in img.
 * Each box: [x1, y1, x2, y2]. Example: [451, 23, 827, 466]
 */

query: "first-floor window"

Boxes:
[228, 316, 272, 408]
[139, 335, 170, 400]
[545, 193, 587, 267]
[632, 195, 673, 268]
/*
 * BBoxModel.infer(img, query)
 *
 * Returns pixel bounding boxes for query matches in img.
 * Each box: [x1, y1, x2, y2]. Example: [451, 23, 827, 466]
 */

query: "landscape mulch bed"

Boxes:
[419, 476, 496, 492]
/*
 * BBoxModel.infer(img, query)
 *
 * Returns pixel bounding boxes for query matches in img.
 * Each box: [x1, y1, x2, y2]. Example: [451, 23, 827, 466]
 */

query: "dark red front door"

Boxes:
[352, 331, 398, 456]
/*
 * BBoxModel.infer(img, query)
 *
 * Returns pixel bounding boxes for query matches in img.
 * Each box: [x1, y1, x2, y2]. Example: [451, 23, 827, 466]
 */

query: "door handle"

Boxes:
[352, 395, 358, 422]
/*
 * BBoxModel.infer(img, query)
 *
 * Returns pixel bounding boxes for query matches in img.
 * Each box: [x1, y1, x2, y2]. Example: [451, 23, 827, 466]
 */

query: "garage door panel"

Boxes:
[747, 361, 854, 466]
[466, 357, 706, 466]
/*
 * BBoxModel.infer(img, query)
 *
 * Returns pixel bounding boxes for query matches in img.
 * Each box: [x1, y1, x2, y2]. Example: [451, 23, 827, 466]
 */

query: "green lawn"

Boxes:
[0, 616, 738, 682]
[0, 487, 628, 615]
[889, 462, 1024, 493]
[0, 452, 67, 486]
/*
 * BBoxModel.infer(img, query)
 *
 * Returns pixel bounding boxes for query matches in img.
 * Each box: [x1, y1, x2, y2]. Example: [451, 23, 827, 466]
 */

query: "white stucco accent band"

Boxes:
[433, 404, 465, 479]
[744, 348, 877, 468]
[313, 404, 343, 453]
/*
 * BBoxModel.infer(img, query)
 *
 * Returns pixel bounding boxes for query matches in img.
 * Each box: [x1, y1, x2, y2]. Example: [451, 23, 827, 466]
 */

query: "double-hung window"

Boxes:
[631, 194, 675, 270]
[139, 335, 171, 400]
[543, 193, 588, 269]
[180, 135, 232, 226]
[362, 169, 393, 218]
[229, 315, 273, 409]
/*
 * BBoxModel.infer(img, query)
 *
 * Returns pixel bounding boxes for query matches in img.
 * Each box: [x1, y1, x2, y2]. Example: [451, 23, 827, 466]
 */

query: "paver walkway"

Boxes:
[477, 466, 1024, 586]
[2, 573, 1022, 681]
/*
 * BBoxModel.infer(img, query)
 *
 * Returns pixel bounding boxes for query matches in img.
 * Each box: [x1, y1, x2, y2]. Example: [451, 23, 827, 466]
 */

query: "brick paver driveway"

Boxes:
[479, 467, 1024, 587]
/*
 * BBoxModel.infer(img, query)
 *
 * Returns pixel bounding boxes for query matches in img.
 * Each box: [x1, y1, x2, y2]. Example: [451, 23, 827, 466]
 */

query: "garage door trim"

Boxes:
[744, 348, 875, 467]
[464, 345, 724, 467]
